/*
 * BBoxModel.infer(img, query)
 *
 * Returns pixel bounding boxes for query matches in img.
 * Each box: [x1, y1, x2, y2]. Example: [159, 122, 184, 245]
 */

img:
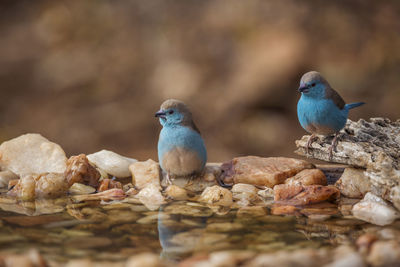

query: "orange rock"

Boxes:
[274, 184, 340, 206]
[274, 184, 303, 201]
[285, 169, 327, 186]
[98, 178, 122, 192]
[221, 156, 314, 187]
[64, 154, 100, 188]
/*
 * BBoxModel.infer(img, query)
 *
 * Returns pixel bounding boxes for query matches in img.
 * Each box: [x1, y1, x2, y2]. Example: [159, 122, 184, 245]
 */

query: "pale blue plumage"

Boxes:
[297, 96, 348, 134]
[297, 71, 364, 158]
[158, 125, 207, 171]
[155, 99, 207, 181]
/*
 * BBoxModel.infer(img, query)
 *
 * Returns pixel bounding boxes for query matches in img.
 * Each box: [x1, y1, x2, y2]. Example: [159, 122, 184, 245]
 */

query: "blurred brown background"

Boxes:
[0, 0, 399, 162]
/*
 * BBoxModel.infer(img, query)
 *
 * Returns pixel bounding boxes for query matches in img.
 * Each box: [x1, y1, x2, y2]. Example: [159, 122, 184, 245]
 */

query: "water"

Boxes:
[0, 196, 367, 264]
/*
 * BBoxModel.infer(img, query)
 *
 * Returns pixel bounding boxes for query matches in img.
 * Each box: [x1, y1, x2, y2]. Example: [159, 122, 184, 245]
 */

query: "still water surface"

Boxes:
[0, 197, 366, 264]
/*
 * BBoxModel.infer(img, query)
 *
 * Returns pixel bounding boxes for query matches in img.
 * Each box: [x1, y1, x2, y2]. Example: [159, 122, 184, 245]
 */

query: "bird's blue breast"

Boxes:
[158, 125, 207, 169]
[297, 95, 348, 134]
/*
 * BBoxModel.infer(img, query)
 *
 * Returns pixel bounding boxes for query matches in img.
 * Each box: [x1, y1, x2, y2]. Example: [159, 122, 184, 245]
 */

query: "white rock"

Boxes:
[87, 150, 137, 178]
[199, 185, 233, 206]
[68, 183, 96, 195]
[137, 184, 165, 211]
[335, 168, 371, 198]
[0, 134, 67, 176]
[352, 193, 400, 226]
[129, 159, 160, 190]
[0, 170, 19, 188]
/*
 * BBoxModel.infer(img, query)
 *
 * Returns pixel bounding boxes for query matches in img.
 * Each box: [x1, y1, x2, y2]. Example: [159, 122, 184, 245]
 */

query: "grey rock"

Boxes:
[295, 118, 400, 169]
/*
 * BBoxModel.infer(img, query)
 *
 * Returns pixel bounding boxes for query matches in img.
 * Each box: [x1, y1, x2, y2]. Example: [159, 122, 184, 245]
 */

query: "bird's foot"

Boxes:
[165, 173, 173, 186]
[328, 133, 339, 161]
[186, 175, 196, 186]
[306, 134, 317, 154]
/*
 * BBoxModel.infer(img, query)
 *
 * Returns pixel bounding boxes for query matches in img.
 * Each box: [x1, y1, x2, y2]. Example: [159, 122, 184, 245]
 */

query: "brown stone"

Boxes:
[97, 178, 122, 192]
[64, 154, 100, 188]
[236, 206, 267, 218]
[198, 185, 233, 206]
[274, 184, 303, 200]
[271, 205, 299, 215]
[274, 184, 340, 206]
[2, 215, 65, 227]
[221, 156, 314, 187]
[285, 169, 327, 186]
[165, 185, 188, 200]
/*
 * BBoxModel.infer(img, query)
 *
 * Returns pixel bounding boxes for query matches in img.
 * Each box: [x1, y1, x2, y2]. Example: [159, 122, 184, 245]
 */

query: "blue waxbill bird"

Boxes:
[297, 71, 365, 159]
[155, 99, 207, 184]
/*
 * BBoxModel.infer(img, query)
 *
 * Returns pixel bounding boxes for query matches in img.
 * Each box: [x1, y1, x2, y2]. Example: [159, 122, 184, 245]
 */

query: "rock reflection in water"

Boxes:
[0, 196, 397, 266]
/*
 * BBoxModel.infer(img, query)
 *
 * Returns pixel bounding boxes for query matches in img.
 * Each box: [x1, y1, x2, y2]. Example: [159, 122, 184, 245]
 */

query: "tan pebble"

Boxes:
[165, 185, 188, 200]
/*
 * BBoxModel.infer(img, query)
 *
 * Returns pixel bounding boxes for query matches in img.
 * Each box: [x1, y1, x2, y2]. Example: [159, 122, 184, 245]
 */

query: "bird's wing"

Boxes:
[181, 119, 201, 134]
[325, 87, 345, 109]
[190, 121, 201, 134]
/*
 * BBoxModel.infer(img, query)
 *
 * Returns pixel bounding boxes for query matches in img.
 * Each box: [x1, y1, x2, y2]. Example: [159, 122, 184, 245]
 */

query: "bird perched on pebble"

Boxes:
[297, 71, 365, 159]
[155, 99, 207, 184]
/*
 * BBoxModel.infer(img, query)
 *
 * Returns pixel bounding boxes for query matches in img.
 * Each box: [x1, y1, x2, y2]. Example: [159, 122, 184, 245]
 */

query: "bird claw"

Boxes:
[328, 133, 339, 161]
[306, 134, 317, 155]
[328, 146, 334, 161]
[186, 175, 196, 186]
[165, 173, 173, 186]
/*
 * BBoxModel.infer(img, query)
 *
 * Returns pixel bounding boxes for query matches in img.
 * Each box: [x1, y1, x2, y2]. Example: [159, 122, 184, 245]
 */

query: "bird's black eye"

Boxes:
[311, 83, 316, 87]
[168, 110, 174, 115]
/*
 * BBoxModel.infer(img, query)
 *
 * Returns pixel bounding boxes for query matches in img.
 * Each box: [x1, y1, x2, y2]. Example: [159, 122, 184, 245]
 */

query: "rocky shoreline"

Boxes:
[0, 118, 399, 266]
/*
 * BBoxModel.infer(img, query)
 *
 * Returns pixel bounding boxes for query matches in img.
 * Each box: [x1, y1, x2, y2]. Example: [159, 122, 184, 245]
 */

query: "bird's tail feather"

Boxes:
[345, 102, 365, 110]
